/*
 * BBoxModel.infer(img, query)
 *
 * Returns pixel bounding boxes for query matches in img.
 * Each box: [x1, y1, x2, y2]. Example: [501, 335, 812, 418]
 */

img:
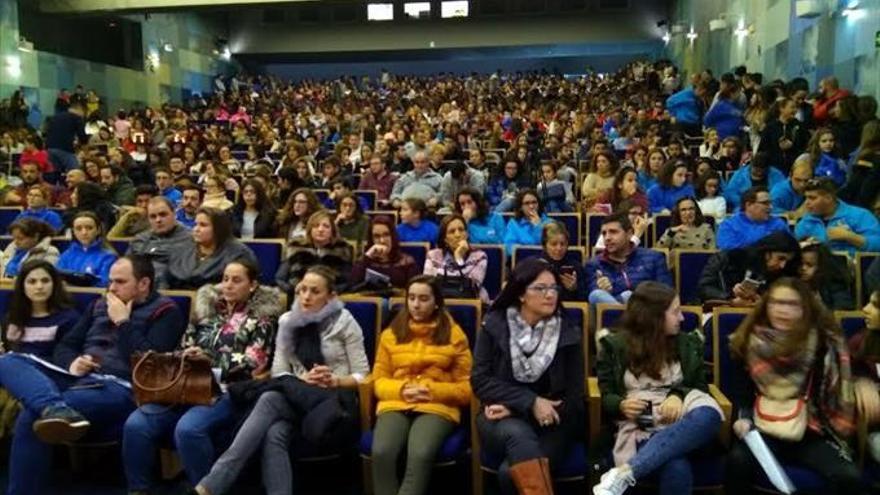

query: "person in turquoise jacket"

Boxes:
[795, 178, 880, 256]
[56, 211, 118, 287]
[647, 160, 694, 214]
[717, 186, 789, 250]
[723, 152, 785, 210]
[503, 190, 550, 257]
[454, 188, 506, 245]
[770, 155, 812, 215]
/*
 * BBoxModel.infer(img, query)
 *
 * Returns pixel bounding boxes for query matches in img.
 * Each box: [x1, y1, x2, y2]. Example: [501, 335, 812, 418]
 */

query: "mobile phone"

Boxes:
[560, 265, 576, 276]
[741, 276, 762, 292]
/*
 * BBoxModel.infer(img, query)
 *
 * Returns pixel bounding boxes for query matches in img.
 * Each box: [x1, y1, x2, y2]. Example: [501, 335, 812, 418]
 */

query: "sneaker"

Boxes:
[32, 404, 90, 444]
[593, 466, 636, 495]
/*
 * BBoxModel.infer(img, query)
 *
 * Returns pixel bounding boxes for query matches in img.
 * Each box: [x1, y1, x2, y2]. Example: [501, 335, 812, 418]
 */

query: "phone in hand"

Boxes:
[740, 275, 763, 293]
[560, 265, 576, 277]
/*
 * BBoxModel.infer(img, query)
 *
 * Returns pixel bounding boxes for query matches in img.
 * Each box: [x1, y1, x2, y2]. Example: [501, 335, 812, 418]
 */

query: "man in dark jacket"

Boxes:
[698, 231, 800, 305]
[759, 98, 810, 175]
[128, 197, 193, 283]
[585, 211, 673, 304]
[0, 255, 185, 495]
[46, 100, 88, 173]
[99, 163, 136, 206]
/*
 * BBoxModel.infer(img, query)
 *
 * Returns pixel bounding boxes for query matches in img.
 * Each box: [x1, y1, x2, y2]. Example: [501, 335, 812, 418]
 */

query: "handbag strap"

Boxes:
[132, 351, 189, 393]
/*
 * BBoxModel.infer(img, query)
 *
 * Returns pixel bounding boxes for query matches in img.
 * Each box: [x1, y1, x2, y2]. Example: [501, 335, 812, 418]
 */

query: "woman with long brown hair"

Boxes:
[725, 277, 863, 495]
[370, 275, 472, 495]
[594, 281, 721, 495]
[276, 188, 323, 243]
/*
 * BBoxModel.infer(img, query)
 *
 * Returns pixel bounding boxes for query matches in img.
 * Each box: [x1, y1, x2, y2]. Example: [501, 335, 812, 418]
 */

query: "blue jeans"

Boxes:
[588, 289, 632, 304]
[628, 406, 721, 495]
[493, 197, 516, 213]
[0, 353, 135, 495]
[123, 395, 236, 490]
[48, 148, 79, 173]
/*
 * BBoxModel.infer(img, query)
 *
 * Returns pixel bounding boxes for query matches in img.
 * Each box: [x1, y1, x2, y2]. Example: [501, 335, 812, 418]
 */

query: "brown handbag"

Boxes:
[131, 351, 214, 407]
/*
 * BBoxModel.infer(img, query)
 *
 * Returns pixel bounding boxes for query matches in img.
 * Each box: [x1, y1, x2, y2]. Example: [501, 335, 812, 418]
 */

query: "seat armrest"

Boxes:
[708, 384, 732, 447]
[358, 375, 375, 432]
[587, 377, 601, 443]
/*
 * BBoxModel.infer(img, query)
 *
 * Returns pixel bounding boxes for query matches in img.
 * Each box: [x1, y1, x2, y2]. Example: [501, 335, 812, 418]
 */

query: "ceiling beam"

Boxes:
[38, 0, 318, 14]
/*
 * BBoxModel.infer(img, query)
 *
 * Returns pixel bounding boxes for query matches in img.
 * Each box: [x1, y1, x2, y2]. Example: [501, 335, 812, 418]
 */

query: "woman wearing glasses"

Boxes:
[655, 197, 715, 250]
[471, 258, 584, 494]
[503, 190, 551, 257]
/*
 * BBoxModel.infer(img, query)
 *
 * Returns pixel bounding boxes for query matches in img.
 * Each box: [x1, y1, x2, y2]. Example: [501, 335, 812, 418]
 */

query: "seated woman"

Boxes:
[277, 188, 323, 243]
[503, 189, 551, 257]
[201, 175, 234, 211]
[371, 275, 472, 495]
[647, 160, 695, 214]
[454, 188, 507, 245]
[471, 258, 584, 494]
[536, 221, 585, 301]
[334, 191, 370, 247]
[0, 219, 59, 279]
[725, 278, 863, 495]
[581, 151, 619, 210]
[350, 216, 419, 291]
[1, 260, 79, 360]
[193, 266, 369, 495]
[536, 162, 575, 213]
[594, 167, 648, 215]
[396, 198, 439, 244]
[276, 210, 354, 294]
[799, 240, 854, 310]
[655, 197, 716, 250]
[697, 231, 800, 306]
[637, 149, 667, 193]
[695, 170, 727, 223]
[64, 182, 117, 234]
[57, 211, 118, 287]
[487, 159, 530, 213]
[424, 214, 489, 304]
[123, 259, 281, 493]
[231, 179, 277, 239]
[593, 282, 722, 495]
[164, 207, 257, 290]
[848, 289, 880, 464]
[15, 185, 63, 233]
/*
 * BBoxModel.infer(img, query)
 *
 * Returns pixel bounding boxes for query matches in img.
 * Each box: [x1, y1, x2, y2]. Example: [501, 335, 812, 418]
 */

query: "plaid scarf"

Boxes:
[747, 325, 856, 443]
[506, 307, 561, 384]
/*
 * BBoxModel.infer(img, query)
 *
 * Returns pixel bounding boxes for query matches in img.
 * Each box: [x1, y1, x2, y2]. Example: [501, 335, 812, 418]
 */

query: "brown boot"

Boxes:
[509, 457, 554, 495]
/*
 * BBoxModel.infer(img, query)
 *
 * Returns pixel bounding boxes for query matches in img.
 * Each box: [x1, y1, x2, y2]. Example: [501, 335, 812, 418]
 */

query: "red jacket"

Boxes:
[18, 149, 53, 173]
[813, 89, 851, 126]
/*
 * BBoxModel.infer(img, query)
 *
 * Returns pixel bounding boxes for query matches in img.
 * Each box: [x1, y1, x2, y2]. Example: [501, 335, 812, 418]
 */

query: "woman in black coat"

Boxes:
[65, 181, 117, 234]
[471, 258, 584, 494]
[231, 179, 277, 239]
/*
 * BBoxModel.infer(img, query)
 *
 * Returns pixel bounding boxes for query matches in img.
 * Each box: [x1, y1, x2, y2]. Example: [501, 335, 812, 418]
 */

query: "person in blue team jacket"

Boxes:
[647, 160, 695, 214]
[396, 197, 439, 245]
[454, 188, 507, 245]
[795, 177, 880, 256]
[56, 211, 118, 287]
[724, 152, 785, 210]
[503, 189, 550, 257]
[717, 186, 789, 250]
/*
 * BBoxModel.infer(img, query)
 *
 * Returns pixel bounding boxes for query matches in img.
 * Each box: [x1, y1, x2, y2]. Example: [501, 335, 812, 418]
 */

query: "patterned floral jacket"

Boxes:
[185, 284, 283, 382]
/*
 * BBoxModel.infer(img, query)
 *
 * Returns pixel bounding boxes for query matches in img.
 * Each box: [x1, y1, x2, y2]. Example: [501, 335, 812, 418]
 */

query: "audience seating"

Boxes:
[857, 252, 880, 307]
[243, 239, 285, 285]
[835, 310, 865, 340]
[400, 242, 429, 271]
[547, 213, 582, 247]
[472, 244, 505, 300]
[510, 246, 584, 270]
[365, 210, 398, 225]
[354, 190, 377, 210]
[0, 207, 22, 234]
[675, 249, 715, 305]
[108, 237, 132, 256]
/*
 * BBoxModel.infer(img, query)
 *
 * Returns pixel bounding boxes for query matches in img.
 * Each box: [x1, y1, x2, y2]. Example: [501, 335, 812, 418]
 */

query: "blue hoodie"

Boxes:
[724, 165, 786, 210]
[467, 213, 507, 245]
[637, 170, 659, 193]
[716, 212, 789, 250]
[397, 220, 439, 245]
[770, 180, 803, 214]
[813, 153, 847, 187]
[15, 208, 64, 233]
[56, 239, 118, 287]
[666, 87, 701, 125]
[794, 200, 880, 255]
[647, 183, 695, 214]
[703, 98, 744, 139]
[161, 187, 183, 207]
[503, 215, 551, 257]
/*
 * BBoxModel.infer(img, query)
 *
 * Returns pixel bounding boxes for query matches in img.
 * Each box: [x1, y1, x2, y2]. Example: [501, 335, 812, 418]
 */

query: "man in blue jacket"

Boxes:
[585, 211, 673, 304]
[724, 152, 786, 210]
[795, 178, 880, 255]
[717, 186, 789, 250]
[0, 255, 186, 495]
[666, 84, 706, 136]
[770, 155, 812, 217]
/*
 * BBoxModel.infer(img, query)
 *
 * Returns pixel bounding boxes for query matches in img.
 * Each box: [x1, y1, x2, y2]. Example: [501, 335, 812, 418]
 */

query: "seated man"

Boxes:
[716, 186, 788, 250]
[723, 151, 785, 210]
[389, 150, 442, 209]
[54, 168, 88, 208]
[176, 184, 201, 229]
[99, 163, 136, 206]
[0, 255, 186, 495]
[439, 160, 487, 212]
[4, 161, 60, 206]
[108, 185, 158, 238]
[127, 197, 192, 282]
[770, 154, 812, 219]
[585, 211, 673, 304]
[154, 166, 182, 206]
[15, 184, 64, 233]
[795, 177, 880, 255]
[358, 155, 397, 209]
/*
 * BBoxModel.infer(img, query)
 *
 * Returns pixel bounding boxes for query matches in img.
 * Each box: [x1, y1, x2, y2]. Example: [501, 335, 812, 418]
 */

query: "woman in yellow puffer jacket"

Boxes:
[371, 274, 473, 495]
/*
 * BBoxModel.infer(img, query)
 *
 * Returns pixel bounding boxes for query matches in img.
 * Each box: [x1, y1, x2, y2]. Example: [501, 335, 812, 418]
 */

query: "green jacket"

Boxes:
[596, 331, 708, 420]
[108, 176, 136, 206]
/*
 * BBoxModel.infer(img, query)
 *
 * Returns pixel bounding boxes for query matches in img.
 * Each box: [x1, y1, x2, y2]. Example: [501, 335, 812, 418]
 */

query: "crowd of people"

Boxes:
[0, 59, 879, 495]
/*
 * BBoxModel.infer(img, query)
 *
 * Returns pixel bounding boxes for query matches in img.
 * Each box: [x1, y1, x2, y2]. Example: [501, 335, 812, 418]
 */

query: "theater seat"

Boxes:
[243, 239, 285, 285]
[400, 242, 429, 272]
[675, 249, 715, 305]
[472, 244, 504, 301]
[0, 207, 22, 234]
[340, 295, 384, 366]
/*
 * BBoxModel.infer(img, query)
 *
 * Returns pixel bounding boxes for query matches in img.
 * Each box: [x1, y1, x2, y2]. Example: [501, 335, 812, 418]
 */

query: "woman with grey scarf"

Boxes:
[471, 258, 585, 495]
[193, 265, 369, 495]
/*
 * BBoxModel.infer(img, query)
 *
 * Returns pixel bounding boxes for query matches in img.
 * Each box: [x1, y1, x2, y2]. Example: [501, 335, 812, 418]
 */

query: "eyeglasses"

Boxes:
[522, 200, 539, 206]
[526, 284, 561, 296]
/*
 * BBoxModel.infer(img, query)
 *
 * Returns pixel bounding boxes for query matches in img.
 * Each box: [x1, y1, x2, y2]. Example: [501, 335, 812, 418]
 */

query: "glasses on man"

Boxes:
[526, 284, 561, 296]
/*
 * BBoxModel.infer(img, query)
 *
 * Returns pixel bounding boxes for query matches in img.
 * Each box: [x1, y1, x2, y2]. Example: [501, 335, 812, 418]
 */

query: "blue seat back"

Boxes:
[0, 287, 13, 317]
[713, 309, 749, 393]
[243, 240, 284, 285]
[473, 244, 504, 300]
[598, 304, 701, 333]
[858, 252, 879, 307]
[400, 242, 429, 271]
[547, 213, 581, 246]
[341, 296, 384, 366]
[835, 311, 864, 340]
[676, 250, 714, 305]
[389, 299, 481, 349]
[0, 208, 22, 234]
[354, 190, 377, 210]
[70, 290, 103, 313]
[587, 214, 605, 248]
[109, 239, 131, 256]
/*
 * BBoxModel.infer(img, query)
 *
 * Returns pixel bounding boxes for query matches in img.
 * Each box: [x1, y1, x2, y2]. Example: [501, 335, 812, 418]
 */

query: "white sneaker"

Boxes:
[592, 466, 636, 495]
